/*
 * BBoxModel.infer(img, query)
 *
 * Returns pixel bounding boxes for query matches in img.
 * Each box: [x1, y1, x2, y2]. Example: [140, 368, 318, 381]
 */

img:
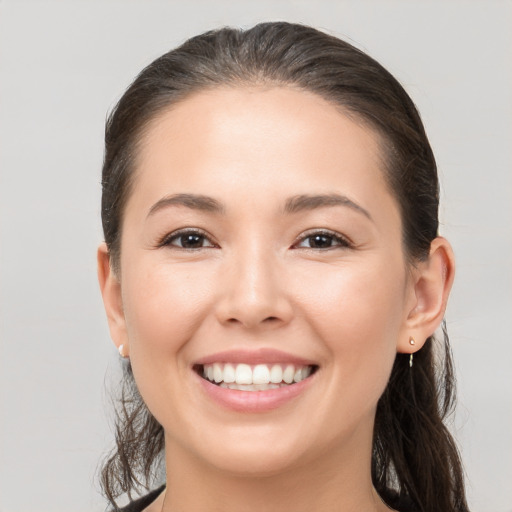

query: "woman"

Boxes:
[97, 22, 469, 512]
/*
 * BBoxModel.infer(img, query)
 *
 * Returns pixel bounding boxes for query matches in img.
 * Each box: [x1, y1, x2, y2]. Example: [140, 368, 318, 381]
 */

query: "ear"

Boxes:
[97, 243, 129, 356]
[397, 237, 455, 353]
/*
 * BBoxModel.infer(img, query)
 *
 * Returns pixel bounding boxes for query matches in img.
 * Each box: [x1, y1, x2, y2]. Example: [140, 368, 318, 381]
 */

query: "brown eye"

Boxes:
[306, 234, 335, 249]
[162, 229, 215, 249]
[295, 231, 350, 250]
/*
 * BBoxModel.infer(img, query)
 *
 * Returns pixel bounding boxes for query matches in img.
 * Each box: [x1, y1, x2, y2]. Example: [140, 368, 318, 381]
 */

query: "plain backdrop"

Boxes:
[0, 1, 511, 511]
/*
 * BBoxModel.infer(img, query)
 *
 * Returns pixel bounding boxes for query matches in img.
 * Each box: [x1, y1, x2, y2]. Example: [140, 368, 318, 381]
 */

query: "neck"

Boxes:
[161, 427, 391, 512]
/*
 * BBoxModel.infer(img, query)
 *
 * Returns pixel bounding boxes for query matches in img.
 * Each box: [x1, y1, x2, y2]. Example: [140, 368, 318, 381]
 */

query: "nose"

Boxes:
[214, 243, 294, 330]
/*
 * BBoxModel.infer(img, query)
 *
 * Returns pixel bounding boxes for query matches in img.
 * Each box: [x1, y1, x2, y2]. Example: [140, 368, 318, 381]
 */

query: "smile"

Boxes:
[199, 363, 316, 391]
[192, 349, 319, 411]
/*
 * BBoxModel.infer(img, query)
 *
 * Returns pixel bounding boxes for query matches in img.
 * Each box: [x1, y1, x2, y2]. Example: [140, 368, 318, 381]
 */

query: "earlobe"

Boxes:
[97, 243, 129, 355]
[398, 237, 455, 353]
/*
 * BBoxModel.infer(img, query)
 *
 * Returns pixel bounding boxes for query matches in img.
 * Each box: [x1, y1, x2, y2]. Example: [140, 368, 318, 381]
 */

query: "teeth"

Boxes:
[283, 365, 295, 384]
[213, 363, 223, 383]
[252, 364, 270, 384]
[201, 362, 314, 388]
[235, 364, 252, 384]
[223, 363, 235, 383]
[269, 364, 283, 383]
[219, 382, 287, 391]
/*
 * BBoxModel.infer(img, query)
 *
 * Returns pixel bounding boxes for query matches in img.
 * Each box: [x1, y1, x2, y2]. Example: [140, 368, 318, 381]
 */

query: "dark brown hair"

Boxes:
[100, 22, 468, 512]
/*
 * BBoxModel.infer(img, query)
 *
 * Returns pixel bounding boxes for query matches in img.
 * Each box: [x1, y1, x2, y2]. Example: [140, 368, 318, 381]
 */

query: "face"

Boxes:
[112, 87, 417, 476]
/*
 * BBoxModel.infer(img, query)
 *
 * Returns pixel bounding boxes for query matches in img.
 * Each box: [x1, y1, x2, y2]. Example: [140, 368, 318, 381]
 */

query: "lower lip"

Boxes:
[194, 371, 315, 413]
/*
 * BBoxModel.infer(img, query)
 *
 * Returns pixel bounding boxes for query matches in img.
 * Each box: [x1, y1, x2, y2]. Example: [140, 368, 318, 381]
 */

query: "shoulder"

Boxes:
[116, 485, 165, 512]
[115, 486, 419, 512]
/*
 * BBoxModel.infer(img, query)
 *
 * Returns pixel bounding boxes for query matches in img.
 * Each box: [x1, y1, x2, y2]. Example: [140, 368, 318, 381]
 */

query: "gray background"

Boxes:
[0, 1, 510, 511]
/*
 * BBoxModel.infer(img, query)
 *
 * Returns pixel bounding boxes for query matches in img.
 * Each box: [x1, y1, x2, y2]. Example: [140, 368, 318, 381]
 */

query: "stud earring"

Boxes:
[409, 338, 415, 367]
[118, 344, 128, 358]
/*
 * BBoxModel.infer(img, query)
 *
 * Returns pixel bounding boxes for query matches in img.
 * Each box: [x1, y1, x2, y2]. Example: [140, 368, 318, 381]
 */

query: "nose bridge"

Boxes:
[216, 235, 291, 328]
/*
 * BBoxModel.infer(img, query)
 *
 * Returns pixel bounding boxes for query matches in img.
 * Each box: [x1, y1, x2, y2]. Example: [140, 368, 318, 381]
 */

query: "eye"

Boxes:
[160, 229, 216, 249]
[294, 230, 351, 250]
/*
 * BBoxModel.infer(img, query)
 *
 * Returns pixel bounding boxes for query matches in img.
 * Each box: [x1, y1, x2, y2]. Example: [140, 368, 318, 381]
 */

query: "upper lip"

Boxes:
[193, 348, 318, 367]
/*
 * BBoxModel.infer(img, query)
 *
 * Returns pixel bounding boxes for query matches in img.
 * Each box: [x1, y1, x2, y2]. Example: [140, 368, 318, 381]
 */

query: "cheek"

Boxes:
[293, 258, 407, 339]
[122, 261, 215, 356]
[290, 259, 406, 392]
[119, 259, 220, 427]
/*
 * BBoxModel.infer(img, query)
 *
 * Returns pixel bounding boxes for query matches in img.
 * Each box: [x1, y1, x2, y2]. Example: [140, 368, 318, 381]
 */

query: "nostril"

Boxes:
[228, 316, 279, 323]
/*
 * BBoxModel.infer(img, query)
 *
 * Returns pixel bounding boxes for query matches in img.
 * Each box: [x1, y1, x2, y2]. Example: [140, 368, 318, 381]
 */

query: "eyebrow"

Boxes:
[283, 194, 372, 220]
[147, 192, 371, 220]
[147, 193, 226, 217]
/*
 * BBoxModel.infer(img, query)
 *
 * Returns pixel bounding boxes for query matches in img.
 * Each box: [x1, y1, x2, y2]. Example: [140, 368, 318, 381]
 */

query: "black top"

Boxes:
[118, 486, 419, 512]
[119, 486, 165, 512]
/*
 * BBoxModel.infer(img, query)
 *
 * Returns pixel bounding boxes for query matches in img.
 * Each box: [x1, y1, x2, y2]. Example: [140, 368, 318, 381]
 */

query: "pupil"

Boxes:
[311, 235, 331, 248]
[182, 234, 202, 248]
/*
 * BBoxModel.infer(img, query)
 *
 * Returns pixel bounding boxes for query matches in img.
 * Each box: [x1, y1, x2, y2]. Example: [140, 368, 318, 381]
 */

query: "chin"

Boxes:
[189, 427, 311, 477]
[207, 447, 305, 478]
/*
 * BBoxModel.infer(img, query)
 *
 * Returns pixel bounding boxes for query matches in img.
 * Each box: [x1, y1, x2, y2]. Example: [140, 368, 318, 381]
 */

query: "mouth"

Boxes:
[193, 363, 319, 391]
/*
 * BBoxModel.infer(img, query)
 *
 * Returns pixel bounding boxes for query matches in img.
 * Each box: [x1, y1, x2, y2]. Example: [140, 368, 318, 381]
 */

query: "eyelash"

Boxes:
[159, 228, 353, 251]
[158, 228, 216, 249]
[293, 229, 352, 250]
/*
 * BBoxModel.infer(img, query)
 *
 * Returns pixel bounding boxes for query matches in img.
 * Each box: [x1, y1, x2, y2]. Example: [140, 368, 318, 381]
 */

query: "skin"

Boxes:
[98, 86, 455, 512]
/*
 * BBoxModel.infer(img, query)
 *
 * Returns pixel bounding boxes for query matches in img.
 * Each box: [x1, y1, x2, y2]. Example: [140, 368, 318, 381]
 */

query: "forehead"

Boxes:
[129, 86, 398, 221]
[141, 86, 384, 159]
